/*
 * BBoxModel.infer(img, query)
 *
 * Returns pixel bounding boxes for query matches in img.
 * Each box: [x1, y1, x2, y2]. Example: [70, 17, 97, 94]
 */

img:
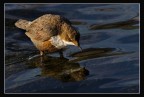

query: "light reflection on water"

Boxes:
[5, 4, 139, 93]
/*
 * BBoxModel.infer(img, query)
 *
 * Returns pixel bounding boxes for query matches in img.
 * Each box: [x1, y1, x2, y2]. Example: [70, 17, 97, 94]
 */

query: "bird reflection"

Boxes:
[26, 55, 89, 82]
[26, 47, 126, 82]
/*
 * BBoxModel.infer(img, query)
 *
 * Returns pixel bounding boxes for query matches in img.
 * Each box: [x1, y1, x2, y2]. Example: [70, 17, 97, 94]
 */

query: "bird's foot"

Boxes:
[28, 54, 40, 60]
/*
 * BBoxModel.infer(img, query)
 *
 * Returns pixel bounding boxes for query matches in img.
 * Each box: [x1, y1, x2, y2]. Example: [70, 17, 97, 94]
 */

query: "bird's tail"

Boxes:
[15, 19, 31, 30]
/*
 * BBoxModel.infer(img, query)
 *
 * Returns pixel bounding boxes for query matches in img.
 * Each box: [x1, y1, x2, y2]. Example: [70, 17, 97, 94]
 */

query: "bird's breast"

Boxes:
[31, 35, 74, 52]
[49, 35, 68, 49]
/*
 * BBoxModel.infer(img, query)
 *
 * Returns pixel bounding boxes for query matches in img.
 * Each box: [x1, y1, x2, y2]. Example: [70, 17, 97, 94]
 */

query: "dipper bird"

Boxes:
[15, 14, 82, 57]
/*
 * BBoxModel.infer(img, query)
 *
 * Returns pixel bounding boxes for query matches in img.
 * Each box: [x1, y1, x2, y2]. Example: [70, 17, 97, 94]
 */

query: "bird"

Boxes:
[15, 14, 82, 57]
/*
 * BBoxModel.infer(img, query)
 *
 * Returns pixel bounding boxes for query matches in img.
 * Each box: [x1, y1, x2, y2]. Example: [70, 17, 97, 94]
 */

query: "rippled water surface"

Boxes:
[5, 4, 139, 93]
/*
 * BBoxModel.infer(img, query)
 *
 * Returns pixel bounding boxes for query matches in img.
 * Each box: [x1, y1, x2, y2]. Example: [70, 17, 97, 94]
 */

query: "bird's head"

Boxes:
[60, 23, 82, 51]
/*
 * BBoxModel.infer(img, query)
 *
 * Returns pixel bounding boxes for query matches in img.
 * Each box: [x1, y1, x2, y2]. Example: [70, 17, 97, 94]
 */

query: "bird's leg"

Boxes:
[28, 51, 42, 60]
[59, 51, 64, 58]
[40, 51, 45, 66]
[40, 56, 44, 65]
[40, 51, 44, 56]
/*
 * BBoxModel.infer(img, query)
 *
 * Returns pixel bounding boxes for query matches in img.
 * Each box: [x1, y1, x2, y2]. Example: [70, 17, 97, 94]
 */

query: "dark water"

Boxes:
[5, 4, 139, 93]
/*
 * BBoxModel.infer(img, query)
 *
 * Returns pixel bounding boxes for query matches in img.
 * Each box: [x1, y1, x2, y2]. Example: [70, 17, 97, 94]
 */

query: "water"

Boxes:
[5, 4, 139, 93]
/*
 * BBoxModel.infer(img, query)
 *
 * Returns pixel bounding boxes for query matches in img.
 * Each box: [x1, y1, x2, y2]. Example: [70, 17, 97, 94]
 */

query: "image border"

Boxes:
[4, 3, 140, 94]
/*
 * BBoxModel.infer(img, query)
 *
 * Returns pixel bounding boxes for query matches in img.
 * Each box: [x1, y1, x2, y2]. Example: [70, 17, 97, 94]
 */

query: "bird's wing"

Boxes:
[26, 21, 58, 42]
[24, 14, 72, 42]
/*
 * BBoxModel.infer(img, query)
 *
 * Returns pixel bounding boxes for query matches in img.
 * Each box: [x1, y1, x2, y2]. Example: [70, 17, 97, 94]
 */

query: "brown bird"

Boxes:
[15, 14, 82, 57]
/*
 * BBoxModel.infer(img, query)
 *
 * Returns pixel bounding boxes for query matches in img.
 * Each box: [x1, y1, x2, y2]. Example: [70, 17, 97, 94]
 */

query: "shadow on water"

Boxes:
[69, 48, 133, 62]
[89, 17, 139, 30]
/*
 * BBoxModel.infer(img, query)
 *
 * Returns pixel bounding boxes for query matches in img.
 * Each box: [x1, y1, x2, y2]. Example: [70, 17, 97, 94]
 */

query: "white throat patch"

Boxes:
[49, 35, 75, 49]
